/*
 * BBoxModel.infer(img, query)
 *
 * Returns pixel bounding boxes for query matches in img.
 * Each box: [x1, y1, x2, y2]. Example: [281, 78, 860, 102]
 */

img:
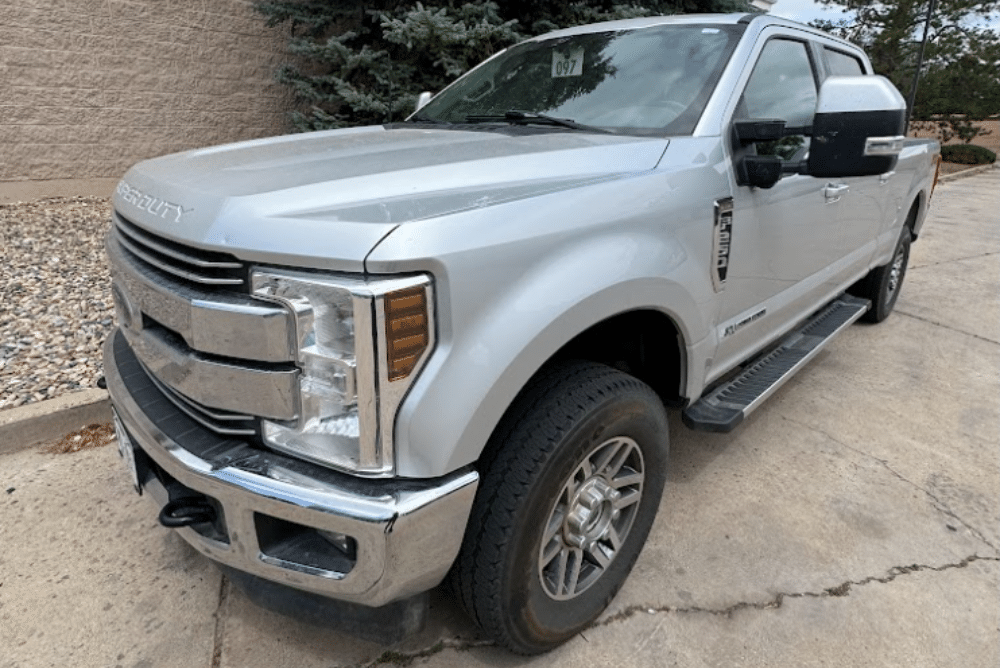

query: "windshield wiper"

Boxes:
[464, 110, 611, 134]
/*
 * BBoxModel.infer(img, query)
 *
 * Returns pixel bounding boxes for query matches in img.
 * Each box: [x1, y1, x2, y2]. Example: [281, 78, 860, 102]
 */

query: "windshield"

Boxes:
[415, 24, 744, 136]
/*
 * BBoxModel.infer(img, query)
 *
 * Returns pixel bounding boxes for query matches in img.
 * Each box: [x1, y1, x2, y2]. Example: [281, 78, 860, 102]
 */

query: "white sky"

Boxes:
[769, 0, 852, 24]
[769, 0, 1000, 30]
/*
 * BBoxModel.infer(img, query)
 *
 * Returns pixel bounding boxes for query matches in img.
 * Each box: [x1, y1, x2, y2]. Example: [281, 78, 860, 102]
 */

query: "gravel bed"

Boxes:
[1, 197, 114, 411]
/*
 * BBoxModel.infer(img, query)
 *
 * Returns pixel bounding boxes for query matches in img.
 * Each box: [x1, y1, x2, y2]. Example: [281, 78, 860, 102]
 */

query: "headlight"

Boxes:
[251, 269, 433, 476]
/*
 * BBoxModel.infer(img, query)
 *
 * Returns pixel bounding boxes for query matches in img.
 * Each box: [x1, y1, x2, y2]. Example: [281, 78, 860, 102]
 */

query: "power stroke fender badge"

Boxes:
[117, 181, 191, 223]
[712, 197, 733, 292]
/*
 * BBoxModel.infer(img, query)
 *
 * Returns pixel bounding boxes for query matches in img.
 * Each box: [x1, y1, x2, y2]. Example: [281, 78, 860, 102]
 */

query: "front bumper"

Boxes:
[104, 329, 478, 607]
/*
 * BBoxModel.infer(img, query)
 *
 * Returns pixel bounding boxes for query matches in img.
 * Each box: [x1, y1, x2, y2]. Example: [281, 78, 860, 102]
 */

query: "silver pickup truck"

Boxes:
[104, 12, 939, 653]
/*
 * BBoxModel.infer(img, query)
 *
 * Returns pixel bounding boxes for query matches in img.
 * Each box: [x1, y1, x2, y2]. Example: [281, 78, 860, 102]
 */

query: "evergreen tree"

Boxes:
[813, 0, 1000, 143]
[255, 0, 751, 131]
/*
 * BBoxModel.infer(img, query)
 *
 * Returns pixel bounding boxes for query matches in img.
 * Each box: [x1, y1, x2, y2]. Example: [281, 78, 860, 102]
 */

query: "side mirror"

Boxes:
[734, 119, 786, 143]
[737, 155, 783, 189]
[733, 120, 802, 188]
[807, 75, 906, 178]
[415, 91, 433, 112]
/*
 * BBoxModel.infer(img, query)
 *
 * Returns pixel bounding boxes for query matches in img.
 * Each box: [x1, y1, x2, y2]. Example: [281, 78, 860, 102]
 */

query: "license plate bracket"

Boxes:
[112, 410, 142, 495]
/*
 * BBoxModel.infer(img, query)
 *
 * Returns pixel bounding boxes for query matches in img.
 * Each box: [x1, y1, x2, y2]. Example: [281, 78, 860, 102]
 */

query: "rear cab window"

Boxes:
[824, 47, 866, 76]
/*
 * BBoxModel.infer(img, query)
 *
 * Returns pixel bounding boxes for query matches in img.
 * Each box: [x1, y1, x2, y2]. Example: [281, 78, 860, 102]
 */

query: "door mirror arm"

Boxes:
[782, 160, 809, 176]
[733, 120, 812, 188]
[734, 120, 813, 144]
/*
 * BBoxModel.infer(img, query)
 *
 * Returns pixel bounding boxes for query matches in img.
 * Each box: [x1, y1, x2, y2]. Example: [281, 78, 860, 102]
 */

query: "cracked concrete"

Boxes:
[419, 563, 998, 668]
[1, 168, 997, 667]
[780, 415, 998, 552]
[209, 577, 230, 668]
[897, 308, 999, 346]
[599, 554, 999, 623]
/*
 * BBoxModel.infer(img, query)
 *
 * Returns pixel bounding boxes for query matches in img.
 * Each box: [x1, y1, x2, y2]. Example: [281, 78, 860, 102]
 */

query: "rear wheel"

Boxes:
[449, 361, 669, 654]
[851, 223, 911, 323]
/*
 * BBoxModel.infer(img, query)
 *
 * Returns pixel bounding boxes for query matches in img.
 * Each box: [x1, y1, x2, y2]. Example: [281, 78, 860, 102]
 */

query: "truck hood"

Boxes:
[115, 125, 669, 272]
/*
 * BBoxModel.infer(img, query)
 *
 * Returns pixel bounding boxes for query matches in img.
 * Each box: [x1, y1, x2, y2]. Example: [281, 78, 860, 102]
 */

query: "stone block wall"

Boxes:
[1, 0, 292, 181]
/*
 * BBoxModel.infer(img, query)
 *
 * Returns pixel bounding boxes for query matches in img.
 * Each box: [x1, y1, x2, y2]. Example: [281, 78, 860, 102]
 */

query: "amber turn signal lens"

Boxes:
[385, 287, 429, 381]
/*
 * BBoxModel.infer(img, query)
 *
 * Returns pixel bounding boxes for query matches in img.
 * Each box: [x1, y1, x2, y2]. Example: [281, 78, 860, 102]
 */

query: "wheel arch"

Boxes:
[393, 277, 699, 478]
[547, 309, 687, 407]
[469, 307, 687, 476]
[906, 191, 925, 239]
[905, 163, 937, 240]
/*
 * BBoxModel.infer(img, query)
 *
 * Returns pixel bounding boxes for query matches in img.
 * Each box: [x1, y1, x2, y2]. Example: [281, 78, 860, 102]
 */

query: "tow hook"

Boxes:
[158, 497, 216, 527]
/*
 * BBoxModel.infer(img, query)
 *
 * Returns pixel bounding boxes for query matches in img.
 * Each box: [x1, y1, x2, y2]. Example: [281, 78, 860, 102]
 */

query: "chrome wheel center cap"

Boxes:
[565, 477, 620, 549]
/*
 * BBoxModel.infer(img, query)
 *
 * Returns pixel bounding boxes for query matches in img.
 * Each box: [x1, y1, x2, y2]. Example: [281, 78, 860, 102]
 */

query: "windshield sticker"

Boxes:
[552, 47, 584, 78]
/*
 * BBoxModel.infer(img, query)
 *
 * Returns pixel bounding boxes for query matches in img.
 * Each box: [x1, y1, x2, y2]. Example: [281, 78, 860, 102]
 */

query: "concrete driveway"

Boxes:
[2, 169, 997, 668]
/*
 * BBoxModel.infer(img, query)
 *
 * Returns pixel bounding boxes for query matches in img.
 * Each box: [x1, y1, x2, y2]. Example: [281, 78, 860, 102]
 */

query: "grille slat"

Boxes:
[113, 212, 246, 288]
[115, 216, 242, 270]
[114, 230, 244, 286]
[145, 367, 257, 437]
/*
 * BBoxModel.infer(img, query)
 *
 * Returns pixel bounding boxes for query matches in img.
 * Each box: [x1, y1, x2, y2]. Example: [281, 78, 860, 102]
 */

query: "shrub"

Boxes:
[940, 144, 997, 165]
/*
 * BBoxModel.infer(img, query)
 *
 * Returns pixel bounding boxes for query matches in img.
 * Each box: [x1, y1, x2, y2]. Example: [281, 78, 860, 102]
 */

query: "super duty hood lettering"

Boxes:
[117, 181, 191, 223]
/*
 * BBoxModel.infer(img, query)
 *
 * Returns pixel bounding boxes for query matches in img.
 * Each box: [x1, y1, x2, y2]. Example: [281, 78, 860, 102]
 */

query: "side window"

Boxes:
[741, 39, 818, 126]
[738, 39, 817, 161]
[824, 48, 865, 76]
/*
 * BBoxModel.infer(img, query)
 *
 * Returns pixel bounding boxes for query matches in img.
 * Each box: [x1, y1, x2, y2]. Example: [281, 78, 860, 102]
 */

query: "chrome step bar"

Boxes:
[683, 294, 870, 433]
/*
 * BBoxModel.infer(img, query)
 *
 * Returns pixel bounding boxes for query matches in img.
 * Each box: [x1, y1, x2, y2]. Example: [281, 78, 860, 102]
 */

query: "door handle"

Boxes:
[879, 171, 895, 185]
[824, 183, 849, 203]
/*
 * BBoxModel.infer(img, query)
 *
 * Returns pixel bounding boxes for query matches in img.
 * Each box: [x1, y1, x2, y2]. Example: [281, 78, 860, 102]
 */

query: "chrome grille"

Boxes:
[113, 211, 246, 287]
[144, 365, 258, 437]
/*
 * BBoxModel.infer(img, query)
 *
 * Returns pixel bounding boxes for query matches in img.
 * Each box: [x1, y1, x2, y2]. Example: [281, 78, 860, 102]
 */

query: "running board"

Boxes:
[683, 295, 870, 433]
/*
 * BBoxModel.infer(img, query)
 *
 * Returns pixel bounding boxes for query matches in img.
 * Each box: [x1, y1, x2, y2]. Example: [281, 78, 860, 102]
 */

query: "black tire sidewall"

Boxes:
[874, 228, 910, 321]
[497, 384, 668, 651]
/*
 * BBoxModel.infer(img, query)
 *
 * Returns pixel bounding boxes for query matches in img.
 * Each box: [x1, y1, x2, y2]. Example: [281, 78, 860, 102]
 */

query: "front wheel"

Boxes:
[449, 361, 669, 654]
[851, 224, 911, 323]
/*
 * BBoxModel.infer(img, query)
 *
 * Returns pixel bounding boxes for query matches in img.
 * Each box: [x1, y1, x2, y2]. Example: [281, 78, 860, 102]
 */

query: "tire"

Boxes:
[850, 223, 911, 323]
[449, 361, 669, 654]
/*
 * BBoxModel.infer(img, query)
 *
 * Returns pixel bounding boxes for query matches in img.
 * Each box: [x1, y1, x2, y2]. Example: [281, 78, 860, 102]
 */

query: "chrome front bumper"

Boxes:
[104, 330, 478, 607]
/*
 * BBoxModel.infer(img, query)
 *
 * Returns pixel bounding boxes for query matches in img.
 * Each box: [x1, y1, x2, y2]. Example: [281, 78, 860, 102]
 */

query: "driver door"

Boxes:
[710, 35, 845, 379]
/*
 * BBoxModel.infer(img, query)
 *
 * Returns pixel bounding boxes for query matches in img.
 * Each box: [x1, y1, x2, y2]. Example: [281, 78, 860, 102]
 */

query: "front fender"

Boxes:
[388, 231, 705, 478]
[365, 137, 730, 477]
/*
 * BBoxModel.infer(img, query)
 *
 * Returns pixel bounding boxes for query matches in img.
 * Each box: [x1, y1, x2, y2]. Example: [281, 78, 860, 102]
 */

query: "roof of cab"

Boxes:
[529, 13, 750, 40]
[529, 12, 858, 51]
[532, 12, 824, 38]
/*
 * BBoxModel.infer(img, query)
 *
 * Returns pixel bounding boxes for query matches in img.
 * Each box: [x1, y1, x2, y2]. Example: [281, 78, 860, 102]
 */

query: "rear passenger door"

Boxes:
[820, 45, 894, 274]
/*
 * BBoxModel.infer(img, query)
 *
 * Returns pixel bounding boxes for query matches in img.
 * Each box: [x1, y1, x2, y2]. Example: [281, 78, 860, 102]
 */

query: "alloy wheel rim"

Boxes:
[888, 245, 906, 295]
[538, 436, 645, 600]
